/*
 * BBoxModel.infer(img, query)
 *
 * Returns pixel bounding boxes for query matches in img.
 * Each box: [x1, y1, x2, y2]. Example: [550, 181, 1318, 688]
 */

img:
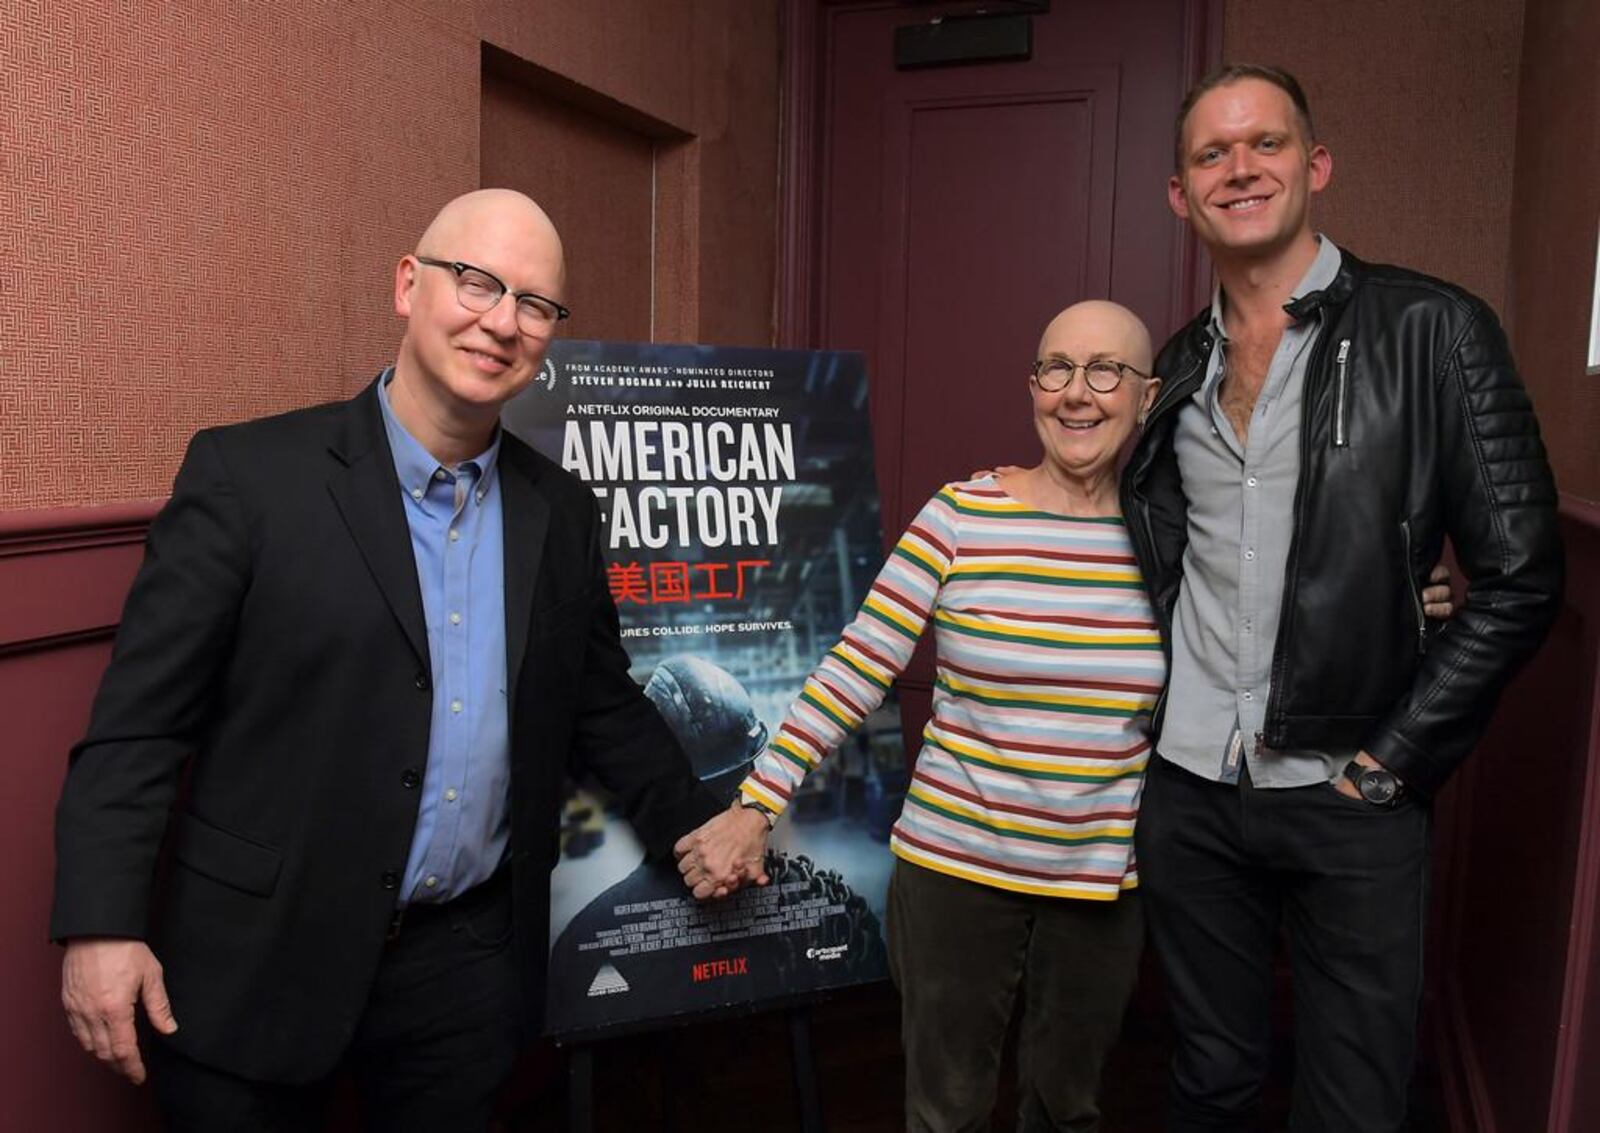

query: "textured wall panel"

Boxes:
[0, 0, 475, 508]
[1221, 0, 1523, 315]
[1506, 0, 1600, 504]
[0, 0, 779, 511]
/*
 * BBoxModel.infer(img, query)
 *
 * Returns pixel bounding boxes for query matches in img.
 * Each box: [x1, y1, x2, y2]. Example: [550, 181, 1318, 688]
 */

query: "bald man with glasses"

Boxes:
[52, 189, 723, 1131]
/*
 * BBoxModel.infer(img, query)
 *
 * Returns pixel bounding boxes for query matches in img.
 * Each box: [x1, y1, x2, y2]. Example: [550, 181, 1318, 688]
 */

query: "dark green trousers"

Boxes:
[887, 859, 1143, 1133]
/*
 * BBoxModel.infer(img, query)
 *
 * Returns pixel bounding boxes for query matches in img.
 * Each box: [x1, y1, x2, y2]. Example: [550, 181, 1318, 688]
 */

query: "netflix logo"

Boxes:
[691, 957, 749, 983]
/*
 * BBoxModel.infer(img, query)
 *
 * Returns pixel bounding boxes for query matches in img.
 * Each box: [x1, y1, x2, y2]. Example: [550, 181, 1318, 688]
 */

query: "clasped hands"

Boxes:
[674, 800, 773, 900]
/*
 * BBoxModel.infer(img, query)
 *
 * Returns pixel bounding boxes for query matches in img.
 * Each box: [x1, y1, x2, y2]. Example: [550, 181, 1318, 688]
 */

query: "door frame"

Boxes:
[774, 0, 1224, 348]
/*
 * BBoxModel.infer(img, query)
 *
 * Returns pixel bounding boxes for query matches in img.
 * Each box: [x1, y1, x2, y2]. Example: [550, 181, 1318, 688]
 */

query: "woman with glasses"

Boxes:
[683, 300, 1164, 1131]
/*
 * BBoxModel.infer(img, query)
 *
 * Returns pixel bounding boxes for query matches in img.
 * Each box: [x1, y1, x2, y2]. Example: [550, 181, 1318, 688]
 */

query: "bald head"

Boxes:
[1037, 300, 1154, 377]
[416, 188, 566, 296]
[389, 190, 569, 459]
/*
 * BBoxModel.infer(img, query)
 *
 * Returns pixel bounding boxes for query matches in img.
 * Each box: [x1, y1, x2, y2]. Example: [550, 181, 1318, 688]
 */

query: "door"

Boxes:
[796, 0, 1214, 746]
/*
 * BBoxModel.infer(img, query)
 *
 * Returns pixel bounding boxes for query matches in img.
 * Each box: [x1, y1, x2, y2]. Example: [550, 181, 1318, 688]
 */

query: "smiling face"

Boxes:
[392, 189, 566, 425]
[1030, 301, 1160, 485]
[1168, 78, 1331, 264]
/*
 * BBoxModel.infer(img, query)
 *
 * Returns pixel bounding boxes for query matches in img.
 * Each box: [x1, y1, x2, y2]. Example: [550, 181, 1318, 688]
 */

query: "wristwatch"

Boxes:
[1342, 759, 1404, 806]
[739, 797, 779, 829]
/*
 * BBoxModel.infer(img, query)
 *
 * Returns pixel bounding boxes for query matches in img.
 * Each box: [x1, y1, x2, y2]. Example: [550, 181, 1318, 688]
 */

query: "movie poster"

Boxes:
[502, 341, 903, 1041]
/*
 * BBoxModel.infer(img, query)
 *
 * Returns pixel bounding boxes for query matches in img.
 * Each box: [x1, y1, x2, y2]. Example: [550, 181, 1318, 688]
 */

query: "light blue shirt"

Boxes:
[378, 372, 510, 904]
[1160, 237, 1354, 788]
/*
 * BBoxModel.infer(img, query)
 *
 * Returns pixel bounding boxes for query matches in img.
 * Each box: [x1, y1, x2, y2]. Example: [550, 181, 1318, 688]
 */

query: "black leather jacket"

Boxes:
[1121, 251, 1563, 798]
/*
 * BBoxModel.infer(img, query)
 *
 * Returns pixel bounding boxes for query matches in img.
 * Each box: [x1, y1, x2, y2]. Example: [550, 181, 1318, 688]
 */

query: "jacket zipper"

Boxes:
[1264, 317, 1341, 739]
[1400, 519, 1427, 654]
[1334, 338, 1352, 447]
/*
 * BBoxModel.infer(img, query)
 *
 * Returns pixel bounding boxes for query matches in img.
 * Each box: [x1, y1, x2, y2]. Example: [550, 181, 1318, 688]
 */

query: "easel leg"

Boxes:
[788, 1007, 825, 1133]
[567, 1044, 593, 1133]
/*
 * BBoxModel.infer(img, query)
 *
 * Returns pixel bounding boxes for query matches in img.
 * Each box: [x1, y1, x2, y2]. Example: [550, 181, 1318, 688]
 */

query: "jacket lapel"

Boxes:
[499, 442, 550, 706]
[326, 383, 431, 669]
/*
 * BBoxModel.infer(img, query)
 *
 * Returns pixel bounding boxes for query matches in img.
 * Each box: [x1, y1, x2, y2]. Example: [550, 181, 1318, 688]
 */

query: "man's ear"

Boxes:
[394, 255, 418, 318]
[1307, 143, 1333, 194]
[1167, 175, 1190, 221]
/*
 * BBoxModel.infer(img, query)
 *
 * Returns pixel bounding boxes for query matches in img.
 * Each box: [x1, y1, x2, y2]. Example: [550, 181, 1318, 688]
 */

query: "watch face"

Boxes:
[1359, 770, 1399, 805]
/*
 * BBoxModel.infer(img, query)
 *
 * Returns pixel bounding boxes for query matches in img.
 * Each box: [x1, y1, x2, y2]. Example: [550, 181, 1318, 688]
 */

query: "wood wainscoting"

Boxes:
[0, 502, 162, 1131]
[1435, 497, 1600, 1133]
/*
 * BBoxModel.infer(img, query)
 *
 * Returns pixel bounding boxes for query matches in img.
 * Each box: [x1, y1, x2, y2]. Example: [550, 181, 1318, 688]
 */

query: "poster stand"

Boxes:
[561, 1006, 826, 1133]
[787, 1006, 826, 1133]
[506, 340, 894, 1131]
[566, 1044, 593, 1133]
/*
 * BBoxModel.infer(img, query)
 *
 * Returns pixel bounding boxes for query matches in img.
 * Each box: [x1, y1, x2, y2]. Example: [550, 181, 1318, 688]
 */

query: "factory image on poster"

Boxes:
[503, 341, 903, 1040]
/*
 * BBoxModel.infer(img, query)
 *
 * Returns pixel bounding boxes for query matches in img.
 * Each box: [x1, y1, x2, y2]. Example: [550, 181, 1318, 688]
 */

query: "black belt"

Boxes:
[385, 867, 511, 943]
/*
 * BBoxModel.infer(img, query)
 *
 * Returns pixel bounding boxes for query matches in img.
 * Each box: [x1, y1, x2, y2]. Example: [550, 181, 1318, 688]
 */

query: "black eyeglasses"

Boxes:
[414, 256, 570, 335]
[1031, 356, 1150, 394]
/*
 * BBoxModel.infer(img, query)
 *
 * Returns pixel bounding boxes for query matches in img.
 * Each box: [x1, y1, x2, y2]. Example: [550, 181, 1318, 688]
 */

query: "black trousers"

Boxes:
[887, 859, 1144, 1133]
[149, 871, 520, 1133]
[1136, 757, 1430, 1133]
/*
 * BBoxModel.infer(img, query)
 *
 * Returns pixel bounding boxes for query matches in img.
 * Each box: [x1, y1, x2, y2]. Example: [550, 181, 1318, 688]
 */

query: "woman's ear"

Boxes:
[1139, 376, 1162, 423]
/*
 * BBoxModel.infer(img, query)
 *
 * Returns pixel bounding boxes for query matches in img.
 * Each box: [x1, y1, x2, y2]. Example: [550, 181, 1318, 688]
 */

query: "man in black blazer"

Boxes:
[52, 189, 726, 1130]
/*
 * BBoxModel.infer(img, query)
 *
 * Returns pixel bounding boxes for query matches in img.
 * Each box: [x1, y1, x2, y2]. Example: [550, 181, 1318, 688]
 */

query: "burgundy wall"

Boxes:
[0, 506, 162, 1130]
[1436, 503, 1600, 1133]
[1503, 0, 1600, 505]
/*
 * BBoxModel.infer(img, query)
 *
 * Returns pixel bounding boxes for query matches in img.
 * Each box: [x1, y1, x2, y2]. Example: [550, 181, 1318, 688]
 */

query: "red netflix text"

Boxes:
[691, 957, 750, 982]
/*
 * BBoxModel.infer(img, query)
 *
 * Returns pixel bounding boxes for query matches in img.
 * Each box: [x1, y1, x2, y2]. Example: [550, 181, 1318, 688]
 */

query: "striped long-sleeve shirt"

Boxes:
[740, 478, 1165, 900]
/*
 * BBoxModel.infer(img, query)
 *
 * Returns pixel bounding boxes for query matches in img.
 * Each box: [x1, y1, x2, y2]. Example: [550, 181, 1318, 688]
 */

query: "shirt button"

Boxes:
[475, 490, 486, 503]
[1247, 477, 1259, 487]
[401, 768, 421, 789]
[1243, 549, 1256, 561]
[381, 870, 400, 890]
[444, 788, 458, 802]
[449, 529, 460, 543]
[449, 611, 462, 625]
[424, 875, 439, 889]
[414, 672, 430, 691]
[1242, 691, 1254, 701]
[410, 488, 423, 501]
[450, 699, 463, 714]
[434, 469, 449, 481]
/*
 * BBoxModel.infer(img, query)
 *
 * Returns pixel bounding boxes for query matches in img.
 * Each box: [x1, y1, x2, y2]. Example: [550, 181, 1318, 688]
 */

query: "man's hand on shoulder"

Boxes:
[61, 937, 177, 1085]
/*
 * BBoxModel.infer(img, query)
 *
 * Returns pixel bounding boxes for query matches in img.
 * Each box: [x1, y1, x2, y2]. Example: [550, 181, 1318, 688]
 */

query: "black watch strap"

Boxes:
[739, 797, 778, 828]
[1342, 759, 1404, 806]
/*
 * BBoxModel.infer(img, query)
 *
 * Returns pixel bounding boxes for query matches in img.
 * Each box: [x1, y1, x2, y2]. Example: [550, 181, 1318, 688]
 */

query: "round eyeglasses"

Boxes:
[415, 256, 570, 336]
[1030, 356, 1149, 394]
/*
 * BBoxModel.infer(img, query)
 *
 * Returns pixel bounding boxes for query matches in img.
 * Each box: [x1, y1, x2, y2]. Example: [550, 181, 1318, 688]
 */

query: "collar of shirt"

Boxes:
[1201, 234, 1345, 359]
[377, 367, 502, 508]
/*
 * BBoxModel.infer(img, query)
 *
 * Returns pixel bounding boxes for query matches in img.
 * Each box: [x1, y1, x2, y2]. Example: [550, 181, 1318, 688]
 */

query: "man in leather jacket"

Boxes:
[1121, 65, 1563, 1132]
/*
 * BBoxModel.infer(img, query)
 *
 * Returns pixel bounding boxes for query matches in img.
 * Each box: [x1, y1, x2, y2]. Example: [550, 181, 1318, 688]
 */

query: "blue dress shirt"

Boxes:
[378, 372, 510, 905]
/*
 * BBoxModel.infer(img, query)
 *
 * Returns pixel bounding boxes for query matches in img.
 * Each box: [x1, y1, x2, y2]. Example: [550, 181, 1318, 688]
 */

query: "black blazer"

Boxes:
[51, 380, 720, 1082]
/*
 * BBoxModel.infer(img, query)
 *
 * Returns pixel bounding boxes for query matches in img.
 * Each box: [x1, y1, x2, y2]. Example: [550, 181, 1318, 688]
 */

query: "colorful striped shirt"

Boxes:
[740, 478, 1165, 900]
